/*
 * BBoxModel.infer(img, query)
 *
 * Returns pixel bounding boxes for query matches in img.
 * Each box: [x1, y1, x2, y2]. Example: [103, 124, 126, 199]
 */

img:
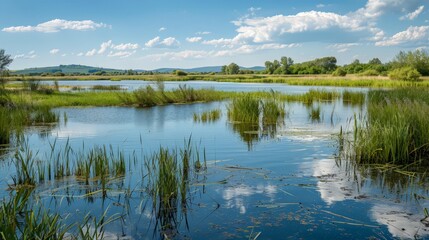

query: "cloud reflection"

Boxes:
[221, 184, 277, 214]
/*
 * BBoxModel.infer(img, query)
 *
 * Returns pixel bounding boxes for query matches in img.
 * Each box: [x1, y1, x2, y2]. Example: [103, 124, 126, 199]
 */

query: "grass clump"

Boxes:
[345, 88, 429, 165]
[227, 94, 260, 123]
[91, 85, 122, 91]
[193, 109, 221, 123]
[342, 90, 366, 106]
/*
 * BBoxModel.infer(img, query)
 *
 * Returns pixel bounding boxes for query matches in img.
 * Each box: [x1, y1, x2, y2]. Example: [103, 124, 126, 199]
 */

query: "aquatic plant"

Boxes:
[344, 88, 429, 165]
[227, 94, 260, 123]
[193, 109, 221, 123]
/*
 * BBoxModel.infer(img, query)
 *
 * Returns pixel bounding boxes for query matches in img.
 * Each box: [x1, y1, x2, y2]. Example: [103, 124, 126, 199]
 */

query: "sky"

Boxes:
[1, 0, 428, 70]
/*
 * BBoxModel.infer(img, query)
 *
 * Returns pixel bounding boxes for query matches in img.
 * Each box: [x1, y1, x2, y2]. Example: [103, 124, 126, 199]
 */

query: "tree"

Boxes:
[265, 61, 274, 74]
[392, 50, 429, 76]
[221, 65, 227, 74]
[280, 56, 294, 74]
[0, 49, 13, 106]
[368, 58, 382, 65]
[0, 49, 13, 79]
[227, 63, 240, 74]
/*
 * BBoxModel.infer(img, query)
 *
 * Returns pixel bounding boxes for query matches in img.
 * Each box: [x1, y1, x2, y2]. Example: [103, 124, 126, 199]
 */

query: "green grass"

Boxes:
[91, 85, 122, 91]
[308, 105, 322, 122]
[343, 88, 429, 165]
[342, 90, 366, 106]
[227, 94, 260, 123]
[193, 109, 221, 123]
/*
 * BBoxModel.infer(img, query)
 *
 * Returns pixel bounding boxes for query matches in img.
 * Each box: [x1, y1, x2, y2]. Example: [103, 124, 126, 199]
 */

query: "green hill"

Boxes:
[13, 65, 123, 75]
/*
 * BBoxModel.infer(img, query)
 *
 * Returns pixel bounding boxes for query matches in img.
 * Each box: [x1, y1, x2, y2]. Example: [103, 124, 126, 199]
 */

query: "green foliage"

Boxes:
[175, 70, 188, 76]
[391, 50, 429, 76]
[289, 57, 337, 74]
[193, 109, 221, 123]
[359, 69, 379, 76]
[388, 67, 421, 81]
[332, 68, 347, 76]
[227, 94, 260, 123]
[221, 63, 240, 74]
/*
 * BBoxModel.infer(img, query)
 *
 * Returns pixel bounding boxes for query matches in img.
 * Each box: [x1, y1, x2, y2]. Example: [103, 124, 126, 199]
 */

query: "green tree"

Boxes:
[280, 56, 294, 74]
[227, 63, 240, 74]
[0, 49, 13, 106]
[392, 50, 429, 76]
[368, 58, 382, 65]
[221, 65, 227, 74]
[265, 61, 274, 74]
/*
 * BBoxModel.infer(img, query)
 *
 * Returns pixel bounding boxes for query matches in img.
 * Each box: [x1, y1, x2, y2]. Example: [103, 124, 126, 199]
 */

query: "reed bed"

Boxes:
[91, 85, 122, 91]
[344, 88, 429, 165]
[342, 90, 366, 106]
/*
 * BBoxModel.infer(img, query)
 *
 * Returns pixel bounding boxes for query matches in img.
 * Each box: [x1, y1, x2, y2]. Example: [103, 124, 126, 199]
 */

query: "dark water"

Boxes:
[19, 80, 369, 94]
[1, 98, 428, 239]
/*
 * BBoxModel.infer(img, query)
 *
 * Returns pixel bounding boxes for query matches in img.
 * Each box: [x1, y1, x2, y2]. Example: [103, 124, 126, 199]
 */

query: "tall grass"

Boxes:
[193, 109, 221, 123]
[227, 94, 260, 123]
[342, 90, 366, 106]
[344, 88, 429, 165]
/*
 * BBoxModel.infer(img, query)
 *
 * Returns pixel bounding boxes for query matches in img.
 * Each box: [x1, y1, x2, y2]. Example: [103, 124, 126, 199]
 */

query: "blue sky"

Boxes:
[1, 0, 428, 70]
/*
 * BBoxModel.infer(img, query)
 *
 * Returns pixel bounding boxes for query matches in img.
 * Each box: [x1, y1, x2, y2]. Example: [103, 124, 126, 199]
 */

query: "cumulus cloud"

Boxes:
[84, 40, 139, 57]
[49, 48, 60, 55]
[375, 25, 429, 46]
[400, 6, 425, 20]
[85, 49, 97, 57]
[2, 19, 108, 33]
[77, 52, 84, 57]
[186, 37, 202, 43]
[159, 27, 167, 32]
[145, 36, 180, 48]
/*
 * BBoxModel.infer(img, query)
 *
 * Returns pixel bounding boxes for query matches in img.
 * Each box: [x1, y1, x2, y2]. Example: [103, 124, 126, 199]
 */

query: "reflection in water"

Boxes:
[229, 122, 282, 150]
[371, 204, 429, 239]
[309, 157, 429, 238]
[222, 184, 277, 214]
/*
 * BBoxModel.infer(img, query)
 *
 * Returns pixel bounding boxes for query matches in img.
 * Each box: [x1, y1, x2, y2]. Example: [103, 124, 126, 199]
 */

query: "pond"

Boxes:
[1, 89, 428, 239]
[16, 80, 369, 93]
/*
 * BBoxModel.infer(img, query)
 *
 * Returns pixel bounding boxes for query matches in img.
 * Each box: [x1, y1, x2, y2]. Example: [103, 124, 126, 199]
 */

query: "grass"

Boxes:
[342, 90, 366, 106]
[308, 105, 322, 122]
[227, 94, 260, 123]
[193, 109, 221, 123]
[91, 85, 122, 91]
[343, 88, 429, 165]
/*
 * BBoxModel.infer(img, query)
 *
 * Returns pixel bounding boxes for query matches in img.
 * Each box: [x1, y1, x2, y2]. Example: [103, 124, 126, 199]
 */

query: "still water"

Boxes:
[27, 80, 368, 93]
[1, 93, 428, 239]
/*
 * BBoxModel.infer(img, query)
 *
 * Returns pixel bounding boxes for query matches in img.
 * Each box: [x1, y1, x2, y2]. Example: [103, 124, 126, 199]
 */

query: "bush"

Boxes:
[360, 69, 379, 76]
[332, 68, 347, 76]
[389, 67, 421, 81]
[175, 70, 187, 76]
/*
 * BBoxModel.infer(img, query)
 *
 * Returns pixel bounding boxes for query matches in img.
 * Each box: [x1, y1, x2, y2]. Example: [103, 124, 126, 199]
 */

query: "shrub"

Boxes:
[360, 69, 379, 76]
[175, 70, 188, 76]
[389, 67, 421, 81]
[332, 68, 347, 76]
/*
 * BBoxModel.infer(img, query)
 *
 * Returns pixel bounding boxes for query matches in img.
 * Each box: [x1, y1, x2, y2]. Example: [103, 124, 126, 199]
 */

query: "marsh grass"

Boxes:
[126, 84, 227, 107]
[144, 138, 205, 237]
[193, 109, 221, 123]
[91, 85, 122, 91]
[342, 91, 366, 106]
[308, 105, 322, 123]
[343, 88, 429, 165]
[227, 94, 260, 123]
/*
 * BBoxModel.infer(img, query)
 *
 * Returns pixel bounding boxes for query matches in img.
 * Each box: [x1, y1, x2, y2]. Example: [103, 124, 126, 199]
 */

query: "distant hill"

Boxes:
[13, 65, 124, 75]
[13, 64, 265, 75]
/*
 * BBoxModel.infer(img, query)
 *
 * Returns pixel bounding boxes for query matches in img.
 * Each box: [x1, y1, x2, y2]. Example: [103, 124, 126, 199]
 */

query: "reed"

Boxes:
[344, 88, 429, 165]
[342, 90, 366, 106]
[227, 94, 260, 123]
[308, 105, 322, 122]
[193, 109, 221, 123]
[91, 85, 122, 91]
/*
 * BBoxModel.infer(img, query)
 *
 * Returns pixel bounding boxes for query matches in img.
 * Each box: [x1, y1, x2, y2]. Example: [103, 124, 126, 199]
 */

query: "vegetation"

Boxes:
[388, 67, 421, 81]
[193, 109, 221, 123]
[391, 49, 429, 76]
[343, 88, 429, 165]
[221, 63, 240, 75]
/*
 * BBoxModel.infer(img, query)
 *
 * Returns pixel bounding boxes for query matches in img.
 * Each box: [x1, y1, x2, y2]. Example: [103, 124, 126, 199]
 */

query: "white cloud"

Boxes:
[186, 37, 202, 43]
[375, 25, 429, 46]
[14, 51, 36, 59]
[85, 49, 97, 57]
[2, 19, 108, 33]
[112, 43, 139, 50]
[355, 0, 421, 19]
[159, 27, 167, 32]
[400, 6, 425, 20]
[61, 54, 67, 57]
[144, 36, 180, 48]
[49, 48, 60, 55]
[196, 31, 211, 35]
[98, 40, 112, 54]
[107, 50, 136, 58]
[316, 4, 325, 8]
[77, 52, 84, 57]
[328, 43, 360, 52]
[146, 43, 300, 61]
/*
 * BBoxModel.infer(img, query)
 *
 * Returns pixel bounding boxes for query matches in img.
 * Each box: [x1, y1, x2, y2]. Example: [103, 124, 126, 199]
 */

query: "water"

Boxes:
[20, 80, 368, 93]
[1, 95, 428, 239]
